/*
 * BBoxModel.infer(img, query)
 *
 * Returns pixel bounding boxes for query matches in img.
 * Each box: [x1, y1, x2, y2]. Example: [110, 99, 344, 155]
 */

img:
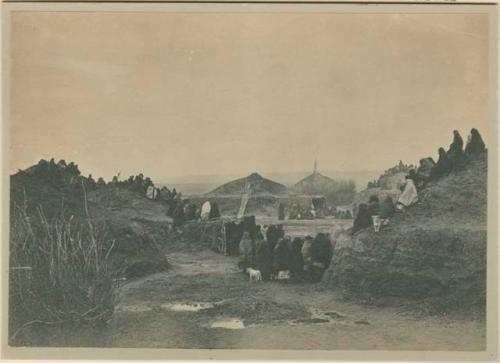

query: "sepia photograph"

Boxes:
[1, 2, 498, 360]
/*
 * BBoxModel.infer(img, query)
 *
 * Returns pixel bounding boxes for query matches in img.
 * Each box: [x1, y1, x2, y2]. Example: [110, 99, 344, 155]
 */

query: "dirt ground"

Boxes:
[99, 249, 485, 350]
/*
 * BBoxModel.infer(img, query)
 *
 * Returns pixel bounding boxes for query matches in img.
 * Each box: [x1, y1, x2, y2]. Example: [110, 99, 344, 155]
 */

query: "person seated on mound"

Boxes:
[367, 195, 380, 217]
[397, 174, 418, 210]
[380, 196, 396, 219]
[416, 157, 435, 189]
[172, 204, 185, 227]
[183, 203, 197, 221]
[406, 169, 424, 192]
[430, 147, 453, 181]
[447, 130, 466, 171]
[465, 128, 486, 160]
[208, 202, 221, 219]
[352, 203, 371, 234]
[418, 157, 436, 176]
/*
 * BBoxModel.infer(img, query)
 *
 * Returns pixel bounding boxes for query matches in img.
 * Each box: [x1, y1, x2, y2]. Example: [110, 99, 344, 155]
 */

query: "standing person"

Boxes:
[310, 233, 333, 282]
[238, 232, 255, 272]
[266, 224, 284, 253]
[255, 238, 273, 281]
[301, 236, 314, 281]
[289, 237, 305, 278]
[278, 203, 285, 221]
[273, 237, 291, 277]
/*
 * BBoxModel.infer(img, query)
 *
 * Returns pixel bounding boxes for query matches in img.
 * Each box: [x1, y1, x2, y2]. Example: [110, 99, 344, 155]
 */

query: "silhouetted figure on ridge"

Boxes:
[430, 147, 453, 181]
[465, 128, 486, 159]
[447, 130, 466, 171]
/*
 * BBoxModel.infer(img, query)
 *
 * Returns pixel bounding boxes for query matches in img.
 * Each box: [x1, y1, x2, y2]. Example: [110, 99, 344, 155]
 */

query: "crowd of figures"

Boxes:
[233, 218, 333, 283]
[351, 128, 487, 235]
[286, 202, 353, 221]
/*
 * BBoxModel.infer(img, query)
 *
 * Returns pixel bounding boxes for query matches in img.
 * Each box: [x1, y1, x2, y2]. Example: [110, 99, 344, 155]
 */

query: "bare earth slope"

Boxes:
[38, 250, 485, 350]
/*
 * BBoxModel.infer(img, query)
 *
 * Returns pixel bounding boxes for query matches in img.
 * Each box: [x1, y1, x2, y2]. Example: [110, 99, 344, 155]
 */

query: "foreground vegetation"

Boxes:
[9, 199, 119, 345]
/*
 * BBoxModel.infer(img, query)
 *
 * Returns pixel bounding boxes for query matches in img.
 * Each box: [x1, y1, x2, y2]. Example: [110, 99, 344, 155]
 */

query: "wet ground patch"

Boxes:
[210, 319, 245, 329]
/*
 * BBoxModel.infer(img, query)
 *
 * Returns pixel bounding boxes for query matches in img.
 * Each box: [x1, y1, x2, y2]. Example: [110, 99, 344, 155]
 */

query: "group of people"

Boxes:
[169, 199, 221, 227]
[428, 128, 486, 182]
[288, 203, 316, 220]
[286, 202, 352, 221]
[351, 128, 486, 235]
[238, 224, 333, 283]
[352, 195, 396, 234]
[401, 128, 486, 198]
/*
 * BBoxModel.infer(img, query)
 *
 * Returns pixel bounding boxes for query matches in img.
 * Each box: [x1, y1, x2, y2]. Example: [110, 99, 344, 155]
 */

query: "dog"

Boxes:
[277, 270, 290, 280]
[246, 267, 262, 282]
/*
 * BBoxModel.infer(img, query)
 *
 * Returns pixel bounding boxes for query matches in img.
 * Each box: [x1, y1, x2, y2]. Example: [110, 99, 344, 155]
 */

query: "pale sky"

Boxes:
[10, 11, 490, 181]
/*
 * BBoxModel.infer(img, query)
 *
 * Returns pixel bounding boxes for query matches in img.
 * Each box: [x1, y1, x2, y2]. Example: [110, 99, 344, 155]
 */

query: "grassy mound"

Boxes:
[9, 160, 172, 344]
[324, 156, 487, 313]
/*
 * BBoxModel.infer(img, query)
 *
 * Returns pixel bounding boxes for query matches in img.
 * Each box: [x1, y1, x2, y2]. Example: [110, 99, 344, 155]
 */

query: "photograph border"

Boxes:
[1, 2, 498, 361]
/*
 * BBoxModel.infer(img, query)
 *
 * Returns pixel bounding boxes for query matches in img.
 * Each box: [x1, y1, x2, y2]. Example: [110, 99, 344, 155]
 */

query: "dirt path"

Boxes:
[104, 250, 485, 350]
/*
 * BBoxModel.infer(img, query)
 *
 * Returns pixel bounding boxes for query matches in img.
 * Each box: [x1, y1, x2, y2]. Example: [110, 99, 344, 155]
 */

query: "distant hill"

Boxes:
[207, 172, 288, 196]
[291, 171, 337, 196]
[290, 171, 356, 206]
[160, 170, 382, 196]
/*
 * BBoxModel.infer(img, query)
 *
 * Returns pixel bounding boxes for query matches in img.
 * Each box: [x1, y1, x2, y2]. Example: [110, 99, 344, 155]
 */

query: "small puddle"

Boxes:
[324, 311, 346, 319]
[118, 305, 152, 313]
[211, 319, 245, 329]
[294, 318, 330, 324]
[354, 320, 370, 325]
[161, 302, 215, 312]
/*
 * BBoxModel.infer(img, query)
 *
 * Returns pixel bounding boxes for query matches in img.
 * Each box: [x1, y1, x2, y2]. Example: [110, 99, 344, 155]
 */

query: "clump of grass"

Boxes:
[9, 192, 119, 346]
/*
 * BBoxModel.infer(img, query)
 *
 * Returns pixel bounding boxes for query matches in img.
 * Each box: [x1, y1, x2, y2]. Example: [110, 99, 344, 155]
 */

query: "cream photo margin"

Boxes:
[0, 1, 498, 362]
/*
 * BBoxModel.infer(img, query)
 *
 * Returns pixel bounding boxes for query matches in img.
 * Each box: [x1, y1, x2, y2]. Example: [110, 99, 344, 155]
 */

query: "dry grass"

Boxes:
[9, 192, 120, 346]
